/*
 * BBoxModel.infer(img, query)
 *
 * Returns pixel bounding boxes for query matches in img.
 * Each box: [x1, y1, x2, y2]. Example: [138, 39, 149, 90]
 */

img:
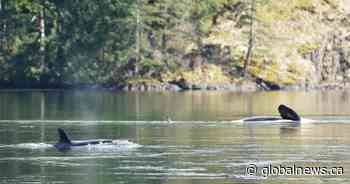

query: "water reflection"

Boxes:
[0, 90, 350, 121]
[0, 91, 350, 184]
[279, 123, 301, 136]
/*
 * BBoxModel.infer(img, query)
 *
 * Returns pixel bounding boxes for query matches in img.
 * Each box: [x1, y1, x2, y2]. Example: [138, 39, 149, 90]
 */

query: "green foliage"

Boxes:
[1, 0, 340, 89]
[0, 0, 136, 87]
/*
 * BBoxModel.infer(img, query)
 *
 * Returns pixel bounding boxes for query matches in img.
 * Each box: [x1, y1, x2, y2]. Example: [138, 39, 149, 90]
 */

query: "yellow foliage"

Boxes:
[203, 0, 344, 87]
[297, 42, 320, 55]
[179, 64, 231, 85]
[127, 77, 161, 86]
[294, 0, 314, 9]
[248, 57, 300, 85]
[257, 0, 315, 22]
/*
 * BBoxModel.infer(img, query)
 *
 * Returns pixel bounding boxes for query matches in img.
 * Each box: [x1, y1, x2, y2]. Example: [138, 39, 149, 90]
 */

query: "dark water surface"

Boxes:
[0, 90, 350, 184]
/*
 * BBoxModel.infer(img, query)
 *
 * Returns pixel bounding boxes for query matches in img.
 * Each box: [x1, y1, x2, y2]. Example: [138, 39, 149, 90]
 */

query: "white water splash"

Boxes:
[81, 140, 142, 151]
[11, 143, 52, 149]
[2, 140, 141, 151]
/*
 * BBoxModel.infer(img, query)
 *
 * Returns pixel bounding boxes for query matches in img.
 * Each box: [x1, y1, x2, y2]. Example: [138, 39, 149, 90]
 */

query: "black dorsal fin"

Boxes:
[278, 104, 301, 121]
[57, 128, 71, 144]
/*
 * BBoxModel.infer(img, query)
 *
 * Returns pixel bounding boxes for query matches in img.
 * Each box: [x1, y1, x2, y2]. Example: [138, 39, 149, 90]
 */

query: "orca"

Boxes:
[54, 128, 113, 151]
[242, 104, 302, 122]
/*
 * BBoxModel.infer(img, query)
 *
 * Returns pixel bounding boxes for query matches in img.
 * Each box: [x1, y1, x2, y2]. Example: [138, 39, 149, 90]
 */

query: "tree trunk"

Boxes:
[192, 0, 202, 49]
[243, 0, 256, 77]
[161, 2, 168, 67]
[316, 35, 328, 82]
[135, 0, 141, 74]
[0, 0, 3, 50]
[0, 0, 2, 49]
[39, 4, 46, 71]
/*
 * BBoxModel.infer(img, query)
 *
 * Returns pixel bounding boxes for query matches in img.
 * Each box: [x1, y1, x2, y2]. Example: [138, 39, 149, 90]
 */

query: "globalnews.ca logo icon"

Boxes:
[246, 164, 344, 177]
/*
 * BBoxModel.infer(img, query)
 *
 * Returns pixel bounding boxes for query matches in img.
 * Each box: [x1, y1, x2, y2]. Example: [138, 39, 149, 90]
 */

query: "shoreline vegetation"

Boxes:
[1, 0, 350, 92]
[0, 80, 349, 92]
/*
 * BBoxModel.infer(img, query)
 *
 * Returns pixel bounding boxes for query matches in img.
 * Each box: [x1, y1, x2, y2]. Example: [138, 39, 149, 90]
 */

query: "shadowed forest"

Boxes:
[1, 0, 350, 91]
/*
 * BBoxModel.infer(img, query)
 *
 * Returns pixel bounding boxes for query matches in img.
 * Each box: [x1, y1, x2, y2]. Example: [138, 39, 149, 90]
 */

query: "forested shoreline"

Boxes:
[1, 0, 350, 91]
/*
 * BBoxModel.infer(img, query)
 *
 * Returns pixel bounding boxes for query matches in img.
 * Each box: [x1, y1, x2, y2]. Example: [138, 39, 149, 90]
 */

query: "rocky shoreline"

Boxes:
[1, 80, 349, 92]
[120, 80, 350, 92]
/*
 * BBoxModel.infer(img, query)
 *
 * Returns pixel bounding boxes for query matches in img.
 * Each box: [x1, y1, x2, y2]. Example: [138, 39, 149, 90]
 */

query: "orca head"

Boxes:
[278, 104, 301, 121]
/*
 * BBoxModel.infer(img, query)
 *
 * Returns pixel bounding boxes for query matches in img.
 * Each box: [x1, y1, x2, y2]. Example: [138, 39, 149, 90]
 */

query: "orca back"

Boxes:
[278, 104, 300, 121]
[243, 116, 282, 122]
